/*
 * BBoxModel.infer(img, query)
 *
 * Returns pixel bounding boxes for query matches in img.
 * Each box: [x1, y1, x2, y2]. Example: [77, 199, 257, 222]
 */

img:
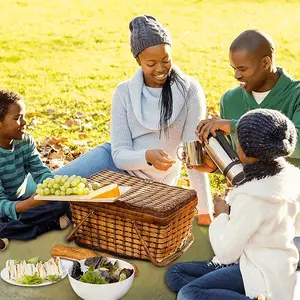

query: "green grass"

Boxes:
[1, 0, 300, 191]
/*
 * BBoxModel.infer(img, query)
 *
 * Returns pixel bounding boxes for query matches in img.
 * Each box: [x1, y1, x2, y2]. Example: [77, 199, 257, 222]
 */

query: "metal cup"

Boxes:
[177, 140, 203, 166]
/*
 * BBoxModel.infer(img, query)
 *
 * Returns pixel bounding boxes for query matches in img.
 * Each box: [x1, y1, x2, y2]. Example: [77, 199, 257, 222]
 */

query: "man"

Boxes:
[197, 29, 300, 167]
[196, 29, 300, 267]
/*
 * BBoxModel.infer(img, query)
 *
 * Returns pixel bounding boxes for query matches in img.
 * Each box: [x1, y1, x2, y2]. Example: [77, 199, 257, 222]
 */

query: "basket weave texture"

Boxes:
[70, 170, 197, 264]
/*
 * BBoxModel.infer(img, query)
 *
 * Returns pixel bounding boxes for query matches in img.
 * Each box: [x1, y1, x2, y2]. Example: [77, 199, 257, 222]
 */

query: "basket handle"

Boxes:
[65, 210, 94, 242]
[132, 221, 194, 267]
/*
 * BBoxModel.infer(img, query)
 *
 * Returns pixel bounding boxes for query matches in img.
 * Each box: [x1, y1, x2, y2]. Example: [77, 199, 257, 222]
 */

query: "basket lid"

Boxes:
[88, 170, 197, 218]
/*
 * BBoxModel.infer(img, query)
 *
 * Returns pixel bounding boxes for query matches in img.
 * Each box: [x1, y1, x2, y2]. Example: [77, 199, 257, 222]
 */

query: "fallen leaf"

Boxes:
[65, 119, 75, 127]
[27, 112, 41, 117]
[61, 124, 70, 130]
[74, 119, 82, 125]
[48, 150, 65, 160]
[48, 159, 65, 170]
[79, 133, 88, 139]
[27, 117, 39, 129]
[83, 122, 92, 130]
[72, 140, 88, 146]
[47, 108, 55, 115]
[74, 112, 85, 118]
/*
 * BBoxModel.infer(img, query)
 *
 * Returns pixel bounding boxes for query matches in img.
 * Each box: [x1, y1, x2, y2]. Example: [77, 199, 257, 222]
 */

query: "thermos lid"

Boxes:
[231, 172, 245, 185]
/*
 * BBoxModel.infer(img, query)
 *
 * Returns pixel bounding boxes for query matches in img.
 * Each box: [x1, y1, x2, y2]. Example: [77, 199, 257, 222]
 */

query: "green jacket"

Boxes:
[220, 67, 300, 167]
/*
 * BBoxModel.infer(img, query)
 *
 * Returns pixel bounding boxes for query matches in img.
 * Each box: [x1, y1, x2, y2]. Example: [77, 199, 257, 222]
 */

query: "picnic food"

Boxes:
[36, 175, 120, 198]
[51, 244, 99, 261]
[70, 256, 133, 284]
[5, 257, 63, 284]
[51, 245, 139, 277]
[89, 183, 120, 199]
[36, 175, 90, 196]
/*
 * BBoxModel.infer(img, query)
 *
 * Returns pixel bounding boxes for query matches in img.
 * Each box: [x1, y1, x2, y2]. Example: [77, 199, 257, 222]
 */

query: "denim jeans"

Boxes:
[0, 170, 70, 240]
[166, 261, 253, 300]
[0, 201, 70, 240]
[53, 142, 127, 177]
[26, 142, 127, 193]
[295, 237, 300, 269]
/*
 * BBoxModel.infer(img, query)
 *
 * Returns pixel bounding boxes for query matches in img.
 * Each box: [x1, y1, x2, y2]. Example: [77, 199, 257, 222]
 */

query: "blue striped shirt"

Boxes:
[0, 133, 52, 220]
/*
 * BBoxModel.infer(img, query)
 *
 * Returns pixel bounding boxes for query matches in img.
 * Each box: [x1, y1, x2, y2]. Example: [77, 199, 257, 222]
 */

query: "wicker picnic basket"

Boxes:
[66, 170, 197, 267]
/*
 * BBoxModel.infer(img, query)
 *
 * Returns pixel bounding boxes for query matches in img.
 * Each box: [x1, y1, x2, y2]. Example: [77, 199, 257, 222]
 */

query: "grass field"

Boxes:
[0, 0, 300, 189]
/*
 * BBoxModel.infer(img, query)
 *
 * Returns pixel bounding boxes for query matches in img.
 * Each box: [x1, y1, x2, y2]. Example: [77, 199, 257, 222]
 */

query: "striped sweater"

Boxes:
[0, 133, 52, 220]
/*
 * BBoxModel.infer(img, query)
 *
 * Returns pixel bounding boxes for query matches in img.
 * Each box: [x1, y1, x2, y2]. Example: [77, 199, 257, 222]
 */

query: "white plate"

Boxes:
[34, 186, 131, 203]
[0, 259, 73, 287]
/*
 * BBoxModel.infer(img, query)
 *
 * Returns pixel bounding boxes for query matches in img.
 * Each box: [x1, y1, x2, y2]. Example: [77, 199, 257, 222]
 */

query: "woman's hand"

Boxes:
[146, 149, 176, 171]
[213, 194, 230, 217]
[195, 118, 231, 145]
[15, 195, 51, 213]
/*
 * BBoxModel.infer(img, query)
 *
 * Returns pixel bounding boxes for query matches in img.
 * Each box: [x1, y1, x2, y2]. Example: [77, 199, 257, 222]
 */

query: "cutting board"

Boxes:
[34, 186, 131, 203]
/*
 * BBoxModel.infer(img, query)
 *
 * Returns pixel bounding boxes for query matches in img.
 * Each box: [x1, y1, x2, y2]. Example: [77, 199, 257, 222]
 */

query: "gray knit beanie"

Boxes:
[237, 109, 297, 160]
[129, 15, 171, 58]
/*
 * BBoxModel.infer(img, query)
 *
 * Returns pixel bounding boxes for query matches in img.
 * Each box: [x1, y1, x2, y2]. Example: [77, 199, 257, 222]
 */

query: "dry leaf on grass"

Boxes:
[37, 136, 87, 170]
[79, 133, 88, 139]
[74, 112, 85, 118]
[27, 117, 39, 129]
[47, 108, 55, 115]
[65, 119, 75, 127]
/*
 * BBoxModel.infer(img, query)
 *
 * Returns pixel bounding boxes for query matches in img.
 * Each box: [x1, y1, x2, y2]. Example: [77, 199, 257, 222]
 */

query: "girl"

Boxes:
[166, 109, 300, 300]
[53, 15, 213, 225]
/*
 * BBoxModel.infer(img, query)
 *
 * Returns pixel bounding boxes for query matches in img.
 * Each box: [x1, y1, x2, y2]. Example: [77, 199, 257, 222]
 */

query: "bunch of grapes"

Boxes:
[36, 175, 92, 196]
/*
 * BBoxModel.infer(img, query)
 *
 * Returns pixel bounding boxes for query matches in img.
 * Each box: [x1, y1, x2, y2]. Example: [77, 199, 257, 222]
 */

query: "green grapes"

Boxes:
[36, 175, 98, 196]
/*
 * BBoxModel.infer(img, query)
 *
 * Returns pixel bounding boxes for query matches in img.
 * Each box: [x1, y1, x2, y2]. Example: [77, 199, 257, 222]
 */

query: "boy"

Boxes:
[0, 90, 70, 249]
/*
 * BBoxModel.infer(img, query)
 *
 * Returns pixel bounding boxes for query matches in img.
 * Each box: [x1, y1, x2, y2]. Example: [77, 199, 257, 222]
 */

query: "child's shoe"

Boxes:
[0, 238, 9, 250]
[257, 296, 266, 300]
[59, 214, 71, 230]
[198, 213, 212, 226]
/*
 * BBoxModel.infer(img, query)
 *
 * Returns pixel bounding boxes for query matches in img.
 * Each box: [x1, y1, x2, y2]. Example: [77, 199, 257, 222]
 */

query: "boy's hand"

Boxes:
[213, 194, 230, 217]
[196, 118, 231, 145]
[146, 149, 176, 171]
[16, 195, 51, 213]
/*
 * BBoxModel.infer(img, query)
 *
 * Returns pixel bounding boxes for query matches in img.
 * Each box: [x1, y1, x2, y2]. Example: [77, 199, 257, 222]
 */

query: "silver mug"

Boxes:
[177, 140, 203, 166]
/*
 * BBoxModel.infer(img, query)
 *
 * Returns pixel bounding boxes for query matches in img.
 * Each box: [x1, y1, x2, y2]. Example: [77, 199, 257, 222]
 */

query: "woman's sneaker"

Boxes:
[59, 214, 71, 230]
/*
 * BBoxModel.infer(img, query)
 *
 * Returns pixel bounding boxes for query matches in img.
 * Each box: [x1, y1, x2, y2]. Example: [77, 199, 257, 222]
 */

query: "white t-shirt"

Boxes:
[252, 90, 271, 104]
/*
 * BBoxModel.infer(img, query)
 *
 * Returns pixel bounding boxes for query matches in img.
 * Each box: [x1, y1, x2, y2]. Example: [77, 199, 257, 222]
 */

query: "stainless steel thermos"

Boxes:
[204, 131, 245, 185]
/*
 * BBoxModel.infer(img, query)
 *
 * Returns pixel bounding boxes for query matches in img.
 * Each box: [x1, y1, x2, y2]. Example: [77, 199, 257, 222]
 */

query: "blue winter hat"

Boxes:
[237, 109, 297, 160]
[129, 15, 171, 58]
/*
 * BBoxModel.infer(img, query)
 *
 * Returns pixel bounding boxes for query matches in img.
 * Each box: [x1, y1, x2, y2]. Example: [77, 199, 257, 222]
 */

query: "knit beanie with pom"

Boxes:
[237, 108, 297, 160]
[129, 15, 171, 58]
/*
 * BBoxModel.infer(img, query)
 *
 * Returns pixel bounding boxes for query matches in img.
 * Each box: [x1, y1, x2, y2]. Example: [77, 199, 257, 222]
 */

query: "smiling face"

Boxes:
[0, 100, 27, 149]
[137, 44, 172, 88]
[229, 49, 271, 93]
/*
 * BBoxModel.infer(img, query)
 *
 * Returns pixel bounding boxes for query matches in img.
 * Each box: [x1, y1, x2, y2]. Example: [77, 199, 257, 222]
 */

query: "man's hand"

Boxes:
[213, 194, 230, 217]
[196, 118, 231, 145]
[16, 195, 51, 213]
[146, 149, 176, 171]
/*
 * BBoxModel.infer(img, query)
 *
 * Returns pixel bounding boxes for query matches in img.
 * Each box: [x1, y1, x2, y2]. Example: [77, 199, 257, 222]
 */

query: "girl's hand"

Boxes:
[146, 149, 176, 171]
[213, 194, 230, 217]
[190, 149, 218, 173]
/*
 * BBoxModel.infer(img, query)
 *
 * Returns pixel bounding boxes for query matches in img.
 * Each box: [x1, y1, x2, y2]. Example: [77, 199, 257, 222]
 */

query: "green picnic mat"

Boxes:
[0, 217, 214, 300]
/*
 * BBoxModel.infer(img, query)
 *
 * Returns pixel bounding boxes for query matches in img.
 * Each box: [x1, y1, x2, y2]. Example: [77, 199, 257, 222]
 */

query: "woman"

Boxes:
[54, 15, 213, 224]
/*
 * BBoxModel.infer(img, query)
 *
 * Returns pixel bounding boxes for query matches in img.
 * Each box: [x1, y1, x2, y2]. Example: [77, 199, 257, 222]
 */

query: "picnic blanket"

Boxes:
[0, 218, 213, 300]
